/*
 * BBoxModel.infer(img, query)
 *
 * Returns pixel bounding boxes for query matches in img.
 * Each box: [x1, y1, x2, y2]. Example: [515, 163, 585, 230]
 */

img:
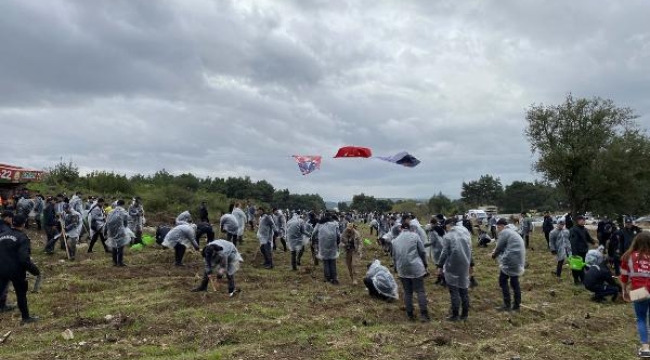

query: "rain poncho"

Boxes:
[64, 209, 83, 238]
[273, 211, 287, 238]
[391, 231, 427, 279]
[365, 260, 399, 300]
[313, 221, 340, 260]
[128, 203, 144, 233]
[69, 195, 83, 214]
[585, 247, 605, 266]
[204, 239, 244, 276]
[549, 227, 572, 261]
[409, 219, 427, 245]
[286, 216, 310, 251]
[106, 206, 132, 249]
[87, 202, 106, 238]
[426, 224, 445, 265]
[494, 227, 526, 277]
[176, 211, 192, 225]
[232, 207, 248, 236]
[220, 214, 239, 235]
[162, 223, 199, 250]
[16, 197, 34, 216]
[438, 226, 472, 288]
[257, 214, 276, 245]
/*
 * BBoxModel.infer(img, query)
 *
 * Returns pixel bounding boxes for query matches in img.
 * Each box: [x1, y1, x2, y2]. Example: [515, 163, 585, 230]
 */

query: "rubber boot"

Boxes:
[291, 251, 298, 271]
[191, 276, 209, 292]
[281, 238, 288, 252]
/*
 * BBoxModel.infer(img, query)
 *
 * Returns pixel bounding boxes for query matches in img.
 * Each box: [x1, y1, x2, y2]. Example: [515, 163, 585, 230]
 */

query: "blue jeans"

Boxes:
[634, 299, 650, 344]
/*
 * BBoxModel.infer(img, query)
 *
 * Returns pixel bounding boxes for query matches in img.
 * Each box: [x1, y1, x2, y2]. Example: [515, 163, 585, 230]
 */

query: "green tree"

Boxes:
[44, 160, 79, 187]
[500, 181, 559, 213]
[428, 192, 453, 214]
[461, 175, 503, 207]
[525, 94, 650, 215]
[337, 202, 349, 212]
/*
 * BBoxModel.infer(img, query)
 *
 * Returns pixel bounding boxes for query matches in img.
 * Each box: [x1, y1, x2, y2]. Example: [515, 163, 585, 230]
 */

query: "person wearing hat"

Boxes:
[192, 239, 243, 297]
[492, 218, 526, 312]
[583, 246, 620, 302]
[127, 197, 144, 245]
[569, 215, 596, 286]
[437, 218, 473, 321]
[0, 214, 40, 324]
[549, 220, 572, 281]
[619, 217, 643, 255]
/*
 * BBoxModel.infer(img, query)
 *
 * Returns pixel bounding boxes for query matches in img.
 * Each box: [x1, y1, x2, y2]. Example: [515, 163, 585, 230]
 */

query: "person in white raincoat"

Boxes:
[492, 218, 526, 312]
[257, 207, 276, 269]
[549, 219, 572, 281]
[273, 208, 287, 252]
[286, 213, 311, 271]
[106, 200, 132, 267]
[162, 223, 199, 266]
[87, 198, 108, 253]
[364, 259, 399, 301]
[437, 220, 473, 322]
[232, 203, 248, 245]
[312, 213, 341, 284]
[220, 212, 239, 244]
[191, 239, 243, 297]
[62, 206, 83, 261]
[128, 197, 145, 245]
[425, 217, 446, 286]
[392, 223, 430, 322]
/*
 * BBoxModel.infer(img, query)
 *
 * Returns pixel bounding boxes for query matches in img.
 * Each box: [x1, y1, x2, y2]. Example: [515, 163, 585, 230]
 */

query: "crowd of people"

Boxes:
[3, 191, 650, 357]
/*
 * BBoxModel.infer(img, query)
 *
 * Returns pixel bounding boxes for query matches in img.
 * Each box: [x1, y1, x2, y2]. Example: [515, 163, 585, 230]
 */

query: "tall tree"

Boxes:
[428, 192, 453, 214]
[525, 94, 650, 215]
[461, 174, 503, 207]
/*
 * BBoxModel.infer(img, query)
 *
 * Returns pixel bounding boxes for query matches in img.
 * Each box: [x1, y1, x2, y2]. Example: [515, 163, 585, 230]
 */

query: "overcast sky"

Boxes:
[2, 1, 650, 201]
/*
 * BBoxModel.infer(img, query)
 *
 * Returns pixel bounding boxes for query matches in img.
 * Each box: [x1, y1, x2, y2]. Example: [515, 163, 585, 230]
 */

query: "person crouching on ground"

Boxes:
[584, 246, 621, 303]
[364, 259, 398, 302]
[341, 223, 362, 285]
[392, 222, 430, 322]
[192, 239, 243, 297]
[162, 223, 199, 266]
[437, 218, 473, 322]
[492, 218, 526, 312]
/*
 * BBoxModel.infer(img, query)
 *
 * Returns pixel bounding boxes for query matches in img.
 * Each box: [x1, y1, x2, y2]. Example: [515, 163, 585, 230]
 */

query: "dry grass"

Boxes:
[0, 226, 641, 359]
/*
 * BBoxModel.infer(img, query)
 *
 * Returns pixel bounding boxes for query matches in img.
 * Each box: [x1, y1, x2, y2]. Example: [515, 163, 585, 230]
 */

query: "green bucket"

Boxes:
[364, 238, 372, 246]
[131, 243, 144, 251]
[142, 235, 155, 246]
[568, 255, 585, 270]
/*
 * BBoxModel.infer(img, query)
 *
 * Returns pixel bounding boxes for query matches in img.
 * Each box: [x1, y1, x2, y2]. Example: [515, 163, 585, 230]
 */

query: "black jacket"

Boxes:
[542, 216, 554, 233]
[569, 225, 595, 255]
[43, 203, 57, 227]
[0, 228, 38, 278]
[619, 226, 642, 254]
[196, 222, 215, 243]
[583, 262, 617, 290]
[0, 222, 11, 234]
[199, 204, 209, 221]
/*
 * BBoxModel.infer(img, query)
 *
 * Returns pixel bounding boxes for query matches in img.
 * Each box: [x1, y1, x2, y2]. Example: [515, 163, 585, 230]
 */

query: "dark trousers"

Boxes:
[88, 231, 108, 252]
[112, 246, 125, 266]
[133, 229, 143, 245]
[311, 238, 320, 266]
[174, 244, 186, 265]
[544, 231, 551, 248]
[572, 252, 587, 284]
[323, 259, 338, 282]
[499, 271, 521, 307]
[0, 281, 8, 306]
[0, 276, 30, 319]
[400, 276, 428, 315]
[197, 272, 235, 293]
[490, 226, 497, 240]
[448, 285, 469, 316]
[35, 216, 42, 231]
[261, 243, 273, 267]
[364, 277, 390, 301]
[524, 234, 530, 249]
[44, 226, 64, 253]
[587, 284, 620, 300]
[226, 232, 237, 244]
[291, 249, 304, 270]
[556, 260, 565, 277]
[610, 256, 621, 276]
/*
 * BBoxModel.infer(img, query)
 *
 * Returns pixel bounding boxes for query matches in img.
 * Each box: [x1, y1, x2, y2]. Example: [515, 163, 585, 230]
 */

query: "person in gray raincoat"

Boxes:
[256, 207, 276, 269]
[128, 197, 144, 245]
[87, 198, 108, 253]
[162, 223, 199, 266]
[62, 206, 83, 261]
[549, 219, 571, 280]
[364, 259, 398, 301]
[232, 203, 248, 245]
[312, 212, 341, 284]
[106, 200, 131, 267]
[220, 212, 239, 244]
[175, 210, 192, 225]
[437, 219, 473, 321]
[33, 195, 44, 231]
[425, 217, 446, 286]
[392, 223, 430, 322]
[286, 213, 311, 271]
[273, 208, 287, 252]
[16, 196, 34, 229]
[192, 239, 243, 297]
[492, 218, 526, 312]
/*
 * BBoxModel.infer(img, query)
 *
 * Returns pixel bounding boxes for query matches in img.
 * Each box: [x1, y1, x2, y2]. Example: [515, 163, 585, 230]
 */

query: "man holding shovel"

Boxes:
[192, 239, 243, 297]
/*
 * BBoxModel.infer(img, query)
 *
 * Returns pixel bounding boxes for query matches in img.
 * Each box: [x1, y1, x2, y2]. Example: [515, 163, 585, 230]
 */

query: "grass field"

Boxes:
[0, 225, 642, 360]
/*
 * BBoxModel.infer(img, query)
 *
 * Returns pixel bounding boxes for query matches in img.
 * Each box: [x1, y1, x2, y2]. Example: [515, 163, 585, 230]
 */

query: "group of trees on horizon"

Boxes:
[26, 95, 650, 221]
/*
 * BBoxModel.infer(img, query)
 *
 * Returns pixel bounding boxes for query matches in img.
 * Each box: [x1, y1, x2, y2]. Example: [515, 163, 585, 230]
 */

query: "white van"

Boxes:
[466, 209, 488, 221]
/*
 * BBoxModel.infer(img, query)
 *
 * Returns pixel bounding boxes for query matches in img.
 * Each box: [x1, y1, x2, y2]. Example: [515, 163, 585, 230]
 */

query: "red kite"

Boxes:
[334, 146, 372, 158]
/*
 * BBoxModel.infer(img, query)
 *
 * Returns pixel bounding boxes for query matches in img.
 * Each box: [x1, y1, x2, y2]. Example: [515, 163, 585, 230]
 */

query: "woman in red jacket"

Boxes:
[621, 232, 650, 358]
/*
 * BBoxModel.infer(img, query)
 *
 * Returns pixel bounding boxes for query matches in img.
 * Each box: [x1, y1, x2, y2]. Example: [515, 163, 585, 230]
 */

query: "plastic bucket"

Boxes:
[142, 235, 155, 246]
[131, 243, 144, 251]
[568, 255, 585, 270]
